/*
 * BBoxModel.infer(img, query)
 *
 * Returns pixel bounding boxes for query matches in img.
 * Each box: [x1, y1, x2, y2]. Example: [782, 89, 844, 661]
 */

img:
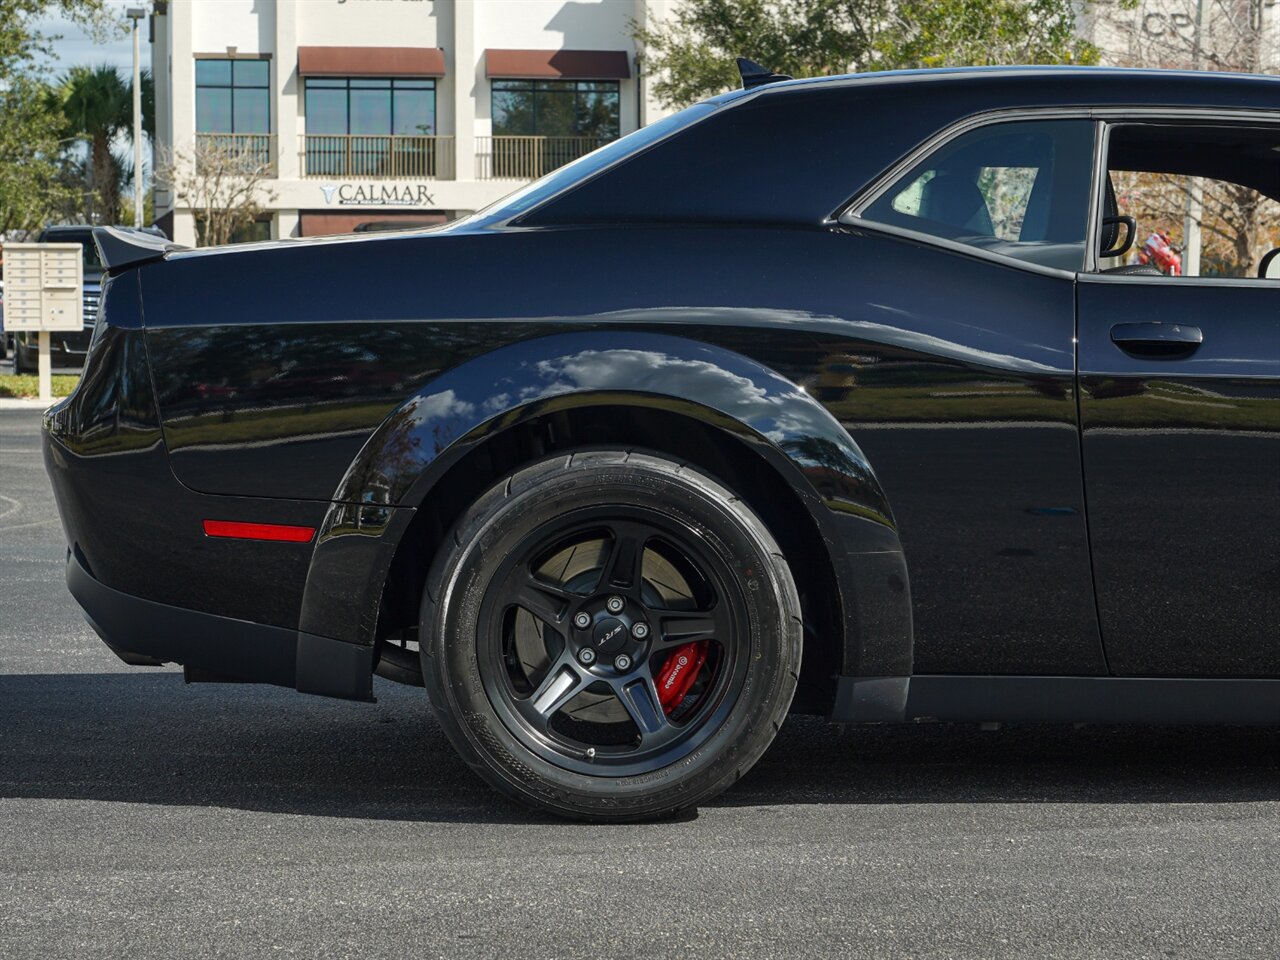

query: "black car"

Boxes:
[43, 66, 1279, 821]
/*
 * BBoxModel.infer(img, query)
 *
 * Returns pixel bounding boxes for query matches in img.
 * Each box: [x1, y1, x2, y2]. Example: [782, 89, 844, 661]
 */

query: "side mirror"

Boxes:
[1099, 215, 1136, 260]
[1259, 249, 1280, 279]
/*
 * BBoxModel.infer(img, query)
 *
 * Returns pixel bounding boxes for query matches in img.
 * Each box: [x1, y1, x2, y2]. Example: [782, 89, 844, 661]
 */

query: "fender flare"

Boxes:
[298, 331, 913, 699]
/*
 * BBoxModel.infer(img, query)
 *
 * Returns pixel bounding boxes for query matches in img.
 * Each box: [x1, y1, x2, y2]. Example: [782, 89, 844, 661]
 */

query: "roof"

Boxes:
[713, 64, 1280, 110]
[521, 65, 1280, 230]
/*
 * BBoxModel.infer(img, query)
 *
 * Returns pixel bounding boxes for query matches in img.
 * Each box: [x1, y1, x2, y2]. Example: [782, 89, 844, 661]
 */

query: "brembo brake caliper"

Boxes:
[655, 642, 709, 715]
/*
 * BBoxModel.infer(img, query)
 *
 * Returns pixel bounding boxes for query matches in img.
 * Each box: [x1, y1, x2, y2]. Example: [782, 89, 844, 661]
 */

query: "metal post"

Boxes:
[127, 7, 146, 228]
[1183, 0, 1206, 277]
[38, 332, 51, 404]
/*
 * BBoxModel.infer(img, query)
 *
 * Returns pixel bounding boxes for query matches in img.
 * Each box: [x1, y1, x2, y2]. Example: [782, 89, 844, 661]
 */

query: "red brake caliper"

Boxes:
[655, 642, 710, 715]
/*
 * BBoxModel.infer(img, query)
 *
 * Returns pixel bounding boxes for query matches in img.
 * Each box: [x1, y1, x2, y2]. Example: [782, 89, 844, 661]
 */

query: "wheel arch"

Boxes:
[299, 332, 913, 712]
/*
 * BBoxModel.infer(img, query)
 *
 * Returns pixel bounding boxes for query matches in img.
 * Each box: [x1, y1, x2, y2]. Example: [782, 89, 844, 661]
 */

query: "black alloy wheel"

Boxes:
[421, 449, 802, 821]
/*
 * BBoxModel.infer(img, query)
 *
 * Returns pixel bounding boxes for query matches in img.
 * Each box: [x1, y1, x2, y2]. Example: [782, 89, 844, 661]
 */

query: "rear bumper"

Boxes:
[67, 547, 374, 701]
[68, 545, 295, 682]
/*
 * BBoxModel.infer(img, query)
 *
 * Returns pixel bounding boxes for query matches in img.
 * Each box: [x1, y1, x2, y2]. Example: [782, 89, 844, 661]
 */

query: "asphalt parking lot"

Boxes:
[1, 406, 1277, 960]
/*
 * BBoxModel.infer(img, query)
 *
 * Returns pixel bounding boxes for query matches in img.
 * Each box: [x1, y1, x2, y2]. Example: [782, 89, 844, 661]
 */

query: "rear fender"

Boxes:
[338, 332, 886, 514]
[301, 332, 913, 690]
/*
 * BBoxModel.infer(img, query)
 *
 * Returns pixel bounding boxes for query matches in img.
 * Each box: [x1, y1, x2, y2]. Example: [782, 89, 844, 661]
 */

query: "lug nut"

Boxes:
[578, 648, 596, 665]
[613, 654, 632, 672]
[606, 596, 625, 614]
[631, 622, 649, 640]
[573, 612, 591, 629]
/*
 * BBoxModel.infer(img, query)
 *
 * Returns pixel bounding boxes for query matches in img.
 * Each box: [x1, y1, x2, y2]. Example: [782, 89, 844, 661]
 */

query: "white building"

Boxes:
[150, 0, 679, 245]
[1080, 0, 1280, 72]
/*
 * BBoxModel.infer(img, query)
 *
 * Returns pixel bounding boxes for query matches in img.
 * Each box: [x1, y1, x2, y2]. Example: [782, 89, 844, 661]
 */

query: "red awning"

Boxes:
[298, 46, 445, 78]
[485, 49, 630, 80]
[299, 211, 447, 237]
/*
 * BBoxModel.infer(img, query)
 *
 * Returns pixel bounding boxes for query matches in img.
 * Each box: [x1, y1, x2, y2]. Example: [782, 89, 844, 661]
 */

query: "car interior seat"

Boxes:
[918, 172, 995, 236]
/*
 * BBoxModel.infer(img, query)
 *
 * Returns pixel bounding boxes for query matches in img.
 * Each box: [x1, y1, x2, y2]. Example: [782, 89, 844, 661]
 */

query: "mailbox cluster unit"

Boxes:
[4, 243, 84, 334]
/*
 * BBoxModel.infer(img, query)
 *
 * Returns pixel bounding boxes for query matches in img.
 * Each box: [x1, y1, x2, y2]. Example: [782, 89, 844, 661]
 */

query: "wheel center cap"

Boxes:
[592, 617, 628, 653]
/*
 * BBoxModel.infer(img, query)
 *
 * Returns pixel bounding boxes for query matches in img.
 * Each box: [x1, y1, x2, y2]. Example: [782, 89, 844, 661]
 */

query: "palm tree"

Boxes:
[52, 64, 152, 225]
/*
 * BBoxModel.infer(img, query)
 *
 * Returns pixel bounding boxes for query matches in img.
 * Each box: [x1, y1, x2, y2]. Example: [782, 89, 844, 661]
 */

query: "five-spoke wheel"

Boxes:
[481, 514, 741, 776]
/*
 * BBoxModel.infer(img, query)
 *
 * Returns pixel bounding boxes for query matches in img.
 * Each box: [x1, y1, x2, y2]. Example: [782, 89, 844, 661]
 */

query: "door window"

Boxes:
[862, 119, 1096, 271]
[1098, 124, 1280, 279]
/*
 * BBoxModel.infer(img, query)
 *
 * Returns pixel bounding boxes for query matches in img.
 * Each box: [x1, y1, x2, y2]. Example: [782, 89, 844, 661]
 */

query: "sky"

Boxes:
[35, 0, 151, 78]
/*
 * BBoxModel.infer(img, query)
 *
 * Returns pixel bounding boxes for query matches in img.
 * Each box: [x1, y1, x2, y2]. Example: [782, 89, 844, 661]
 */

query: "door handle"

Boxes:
[1109, 322, 1203, 356]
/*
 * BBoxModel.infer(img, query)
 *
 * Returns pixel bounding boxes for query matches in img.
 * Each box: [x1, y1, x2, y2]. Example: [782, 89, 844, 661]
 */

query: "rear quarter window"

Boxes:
[859, 118, 1096, 271]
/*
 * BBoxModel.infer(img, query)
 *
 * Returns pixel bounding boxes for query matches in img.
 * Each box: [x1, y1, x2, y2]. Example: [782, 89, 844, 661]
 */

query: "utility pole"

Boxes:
[1183, 0, 1206, 278]
[127, 7, 147, 228]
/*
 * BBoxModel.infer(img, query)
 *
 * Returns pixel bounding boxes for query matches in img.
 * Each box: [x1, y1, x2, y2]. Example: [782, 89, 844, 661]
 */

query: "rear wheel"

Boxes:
[420, 449, 801, 821]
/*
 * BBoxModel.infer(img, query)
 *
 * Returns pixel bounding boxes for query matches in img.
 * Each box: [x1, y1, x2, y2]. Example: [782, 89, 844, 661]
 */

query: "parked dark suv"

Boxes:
[12, 225, 165, 373]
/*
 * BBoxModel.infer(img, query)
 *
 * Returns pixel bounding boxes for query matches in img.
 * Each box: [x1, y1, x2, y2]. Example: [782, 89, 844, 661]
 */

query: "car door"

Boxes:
[1077, 119, 1280, 677]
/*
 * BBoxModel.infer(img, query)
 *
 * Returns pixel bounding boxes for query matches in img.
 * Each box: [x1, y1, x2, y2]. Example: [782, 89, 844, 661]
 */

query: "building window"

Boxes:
[486, 79, 619, 179]
[491, 79, 620, 140]
[302, 78, 439, 178]
[195, 216, 272, 246]
[195, 59, 270, 133]
[304, 77, 436, 136]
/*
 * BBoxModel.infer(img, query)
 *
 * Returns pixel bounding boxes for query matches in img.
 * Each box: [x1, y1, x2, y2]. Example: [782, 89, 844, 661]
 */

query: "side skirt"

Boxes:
[833, 675, 1280, 725]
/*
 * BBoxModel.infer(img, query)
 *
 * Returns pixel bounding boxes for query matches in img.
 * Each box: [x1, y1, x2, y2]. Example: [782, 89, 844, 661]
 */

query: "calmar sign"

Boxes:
[319, 183, 435, 206]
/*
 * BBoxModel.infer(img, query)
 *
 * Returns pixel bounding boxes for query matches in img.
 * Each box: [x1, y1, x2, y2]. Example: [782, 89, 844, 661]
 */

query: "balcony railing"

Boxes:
[300, 135, 454, 179]
[194, 133, 276, 174]
[476, 136, 615, 180]
[191, 134, 613, 182]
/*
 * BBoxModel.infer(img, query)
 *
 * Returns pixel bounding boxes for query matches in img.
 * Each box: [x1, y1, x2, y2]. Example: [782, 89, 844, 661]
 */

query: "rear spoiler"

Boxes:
[93, 226, 188, 273]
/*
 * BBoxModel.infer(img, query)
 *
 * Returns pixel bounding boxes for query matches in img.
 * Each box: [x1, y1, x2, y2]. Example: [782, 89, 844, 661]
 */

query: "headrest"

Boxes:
[918, 173, 994, 236]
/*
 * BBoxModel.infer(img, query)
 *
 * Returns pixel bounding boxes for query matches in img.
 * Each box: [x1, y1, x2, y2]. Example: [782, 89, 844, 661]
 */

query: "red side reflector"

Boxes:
[202, 519, 316, 543]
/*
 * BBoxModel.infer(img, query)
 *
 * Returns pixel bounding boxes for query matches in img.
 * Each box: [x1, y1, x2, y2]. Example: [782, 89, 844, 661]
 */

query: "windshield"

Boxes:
[467, 102, 720, 225]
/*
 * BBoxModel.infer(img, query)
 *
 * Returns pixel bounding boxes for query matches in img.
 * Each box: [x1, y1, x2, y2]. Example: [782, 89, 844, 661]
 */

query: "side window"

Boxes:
[861, 119, 1096, 271]
[1100, 124, 1280, 279]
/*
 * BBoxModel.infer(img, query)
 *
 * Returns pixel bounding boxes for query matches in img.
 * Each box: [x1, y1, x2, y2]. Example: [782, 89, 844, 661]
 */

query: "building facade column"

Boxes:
[451, 0, 477, 185]
[168, 3, 197, 247]
[275, 210, 300, 240]
[274, 0, 299, 183]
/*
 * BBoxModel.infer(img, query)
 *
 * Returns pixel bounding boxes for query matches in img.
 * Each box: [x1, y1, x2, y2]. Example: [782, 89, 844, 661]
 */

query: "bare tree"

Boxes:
[1087, 1, 1280, 275]
[1111, 166, 1280, 275]
[156, 137, 277, 247]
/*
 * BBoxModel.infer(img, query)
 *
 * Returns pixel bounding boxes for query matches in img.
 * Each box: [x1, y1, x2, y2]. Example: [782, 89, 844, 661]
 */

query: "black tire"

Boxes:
[420, 449, 801, 821]
[15, 338, 37, 375]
